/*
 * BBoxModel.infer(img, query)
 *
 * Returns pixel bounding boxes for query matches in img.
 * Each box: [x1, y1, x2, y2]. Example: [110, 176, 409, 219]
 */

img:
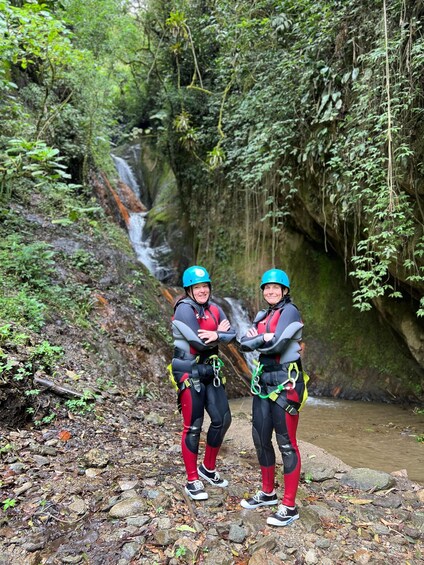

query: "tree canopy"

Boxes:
[1, 0, 423, 318]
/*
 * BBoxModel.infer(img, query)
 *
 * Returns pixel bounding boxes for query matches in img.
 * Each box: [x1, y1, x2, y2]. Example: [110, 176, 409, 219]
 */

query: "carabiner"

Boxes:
[212, 357, 222, 387]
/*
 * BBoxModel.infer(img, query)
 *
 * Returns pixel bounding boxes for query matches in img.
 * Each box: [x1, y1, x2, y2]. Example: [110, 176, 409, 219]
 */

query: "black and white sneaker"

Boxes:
[198, 464, 228, 488]
[184, 480, 208, 500]
[240, 490, 278, 509]
[267, 504, 299, 526]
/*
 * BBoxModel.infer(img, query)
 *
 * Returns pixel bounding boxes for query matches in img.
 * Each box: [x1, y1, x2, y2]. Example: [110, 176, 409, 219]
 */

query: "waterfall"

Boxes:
[112, 153, 174, 282]
[223, 297, 257, 371]
[127, 212, 159, 273]
[111, 154, 140, 198]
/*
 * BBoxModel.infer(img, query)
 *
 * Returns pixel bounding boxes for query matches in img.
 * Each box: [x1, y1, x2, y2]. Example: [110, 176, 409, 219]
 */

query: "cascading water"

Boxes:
[112, 153, 257, 355]
[112, 153, 173, 281]
[223, 297, 256, 371]
[111, 154, 141, 199]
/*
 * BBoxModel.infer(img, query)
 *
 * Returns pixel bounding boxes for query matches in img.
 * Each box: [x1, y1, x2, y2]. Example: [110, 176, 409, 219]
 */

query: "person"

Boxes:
[170, 265, 235, 500]
[240, 268, 306, 527]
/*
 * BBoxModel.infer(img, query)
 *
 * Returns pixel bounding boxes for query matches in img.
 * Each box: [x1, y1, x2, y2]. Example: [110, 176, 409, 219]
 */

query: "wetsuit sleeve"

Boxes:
[172, 303, 212, 352]
[240, 331, 266, 351]
[258, 305, 303, 355]
[215, 305, 236, 344]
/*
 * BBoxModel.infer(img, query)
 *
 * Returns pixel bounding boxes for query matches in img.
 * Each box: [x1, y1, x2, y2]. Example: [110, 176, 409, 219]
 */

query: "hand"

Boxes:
[217, 319, 230, 332]
[198, 329, 218, 344]
[247, 327, 258, 338]
[263, 332, 274, 342]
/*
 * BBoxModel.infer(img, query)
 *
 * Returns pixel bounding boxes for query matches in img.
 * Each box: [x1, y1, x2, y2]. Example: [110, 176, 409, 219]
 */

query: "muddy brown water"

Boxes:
[229, 396, 424, 485]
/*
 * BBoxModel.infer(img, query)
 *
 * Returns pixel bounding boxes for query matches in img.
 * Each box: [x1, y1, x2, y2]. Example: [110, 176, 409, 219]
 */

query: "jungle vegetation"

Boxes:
[1, 0, 423, 319]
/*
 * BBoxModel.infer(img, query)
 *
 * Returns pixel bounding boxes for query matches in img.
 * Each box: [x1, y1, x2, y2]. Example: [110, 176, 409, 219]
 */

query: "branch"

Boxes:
[33, 376, 85, 399]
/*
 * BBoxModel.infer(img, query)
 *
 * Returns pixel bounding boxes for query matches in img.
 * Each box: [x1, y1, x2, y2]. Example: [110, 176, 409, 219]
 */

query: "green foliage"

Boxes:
[0, 443, 14, 455]
[0, 0, 144, 188]
[65, 389, 96, 414]
[2, 498, 17, 512]
[0, 227, 97, 332]
[135, 382, 159, 401]
[174, 545, 187, 559]
[140, 0, 424, 316]
[29, 341, 63, 370]
[1, 139, 70, 202]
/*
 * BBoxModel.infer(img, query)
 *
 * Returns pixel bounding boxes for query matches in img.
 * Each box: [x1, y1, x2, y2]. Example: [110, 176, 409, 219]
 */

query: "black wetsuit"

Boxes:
[241, 296, 305, 506]
[172, 297, 235, 481]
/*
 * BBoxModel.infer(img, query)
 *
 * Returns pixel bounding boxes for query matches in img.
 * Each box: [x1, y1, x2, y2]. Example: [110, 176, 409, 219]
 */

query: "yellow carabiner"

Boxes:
[287, 362, 299, 386]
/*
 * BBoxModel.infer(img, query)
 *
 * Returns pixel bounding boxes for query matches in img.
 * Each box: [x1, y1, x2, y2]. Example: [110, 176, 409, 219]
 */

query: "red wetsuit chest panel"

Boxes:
[197, 304, 219, 331]
[257, 309, 282, 334]
[188, 304, 220, 356]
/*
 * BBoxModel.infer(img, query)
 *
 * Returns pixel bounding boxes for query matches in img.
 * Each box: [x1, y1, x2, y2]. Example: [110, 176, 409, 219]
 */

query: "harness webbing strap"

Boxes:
[250, 361, 304, 415]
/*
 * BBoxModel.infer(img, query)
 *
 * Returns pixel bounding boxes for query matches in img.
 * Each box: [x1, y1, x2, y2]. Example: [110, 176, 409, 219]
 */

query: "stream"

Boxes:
[112, 153, 424, 487]
[230, 396, 424, 485]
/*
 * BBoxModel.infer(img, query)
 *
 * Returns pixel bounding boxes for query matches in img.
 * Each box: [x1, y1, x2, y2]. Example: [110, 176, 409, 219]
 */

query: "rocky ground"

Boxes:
[0, 390, 423, 565]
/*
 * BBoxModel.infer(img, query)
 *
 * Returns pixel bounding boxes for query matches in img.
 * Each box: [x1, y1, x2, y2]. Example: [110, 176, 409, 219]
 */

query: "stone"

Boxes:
[372, 494, 402, 508]
[411, 512, 424, 532]
[340, 468, 395, 491]
[118, 479, 139, 491]
[228, 524, 247, 543]
[315, 537, 331, 549]
[302, 459, 336, 482]
[298, 507, 324, 532]
[353, 548, 372, 563]
[250, 536, 277, 553]
[126, 515, 150, 527]
[121, 542, 141, 560]
[307, 504, 337, 522]
[32, 455, 50, 466]
[13, 481, 33, 496]
[9, 463, 26, 473]
[172, 536, 200, 562]
[153, 529, 179, 546]
[109, 497, 147, 518]
[304, 548, 319, 564]
[68, 496, 87, 515]
[144, 412, 165, 426]
[84, 448, 109, 468]
[249, 548, 281, 565]
[203, 542, 235, 565]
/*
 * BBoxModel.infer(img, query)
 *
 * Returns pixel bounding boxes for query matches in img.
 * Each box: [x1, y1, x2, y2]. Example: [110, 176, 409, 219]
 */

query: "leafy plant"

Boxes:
[29, 340, 63, 370]
[135, 382, 158, 401]
[174, 545, 187, 559]
[65, 389, 96, 414]
[2, 498, 17, 512]
[0, 443, 14, 455]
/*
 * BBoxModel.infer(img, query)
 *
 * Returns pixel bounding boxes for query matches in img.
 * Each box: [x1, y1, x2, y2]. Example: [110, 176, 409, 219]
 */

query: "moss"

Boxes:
[285, 237, 418, 390]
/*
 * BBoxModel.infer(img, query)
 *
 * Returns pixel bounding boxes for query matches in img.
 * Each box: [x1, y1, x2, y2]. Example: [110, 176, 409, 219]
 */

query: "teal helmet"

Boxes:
[260, 269, 290, 289]
[182, 265, 211, 288]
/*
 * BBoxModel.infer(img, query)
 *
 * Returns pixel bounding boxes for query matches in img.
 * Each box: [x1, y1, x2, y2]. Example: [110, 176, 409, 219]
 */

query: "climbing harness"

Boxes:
[250, 360, 309, 413]
[167, 354, 226, 392]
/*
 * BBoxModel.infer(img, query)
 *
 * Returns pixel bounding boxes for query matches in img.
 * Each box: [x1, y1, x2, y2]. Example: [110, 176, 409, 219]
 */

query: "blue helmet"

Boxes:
[260, 269, 290, 289]
[182, 265, 211, 288]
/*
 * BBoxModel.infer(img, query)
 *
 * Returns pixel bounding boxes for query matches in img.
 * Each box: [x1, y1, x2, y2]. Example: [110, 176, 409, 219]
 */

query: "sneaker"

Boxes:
[198, 463, 228, 488]
[184, 480, 208, 500]
[267, 504, 299, 527]
[240, 490, 278, 509]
